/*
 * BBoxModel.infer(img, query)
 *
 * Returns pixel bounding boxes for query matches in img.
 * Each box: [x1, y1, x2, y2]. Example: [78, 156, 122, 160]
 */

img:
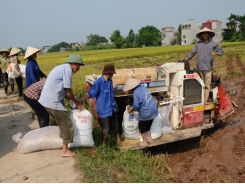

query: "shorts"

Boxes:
[138, 119, 153, 133]
[45, 107, 74, 145]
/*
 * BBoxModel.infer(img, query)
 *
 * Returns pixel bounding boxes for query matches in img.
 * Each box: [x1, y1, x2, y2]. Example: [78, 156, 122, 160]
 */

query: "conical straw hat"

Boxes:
[123, 78, 141, 91]
[9, 47, 21, 56]
[196, 27, 215, 39]
[24, 46, 40, 60]
[0, 48, 10, 53]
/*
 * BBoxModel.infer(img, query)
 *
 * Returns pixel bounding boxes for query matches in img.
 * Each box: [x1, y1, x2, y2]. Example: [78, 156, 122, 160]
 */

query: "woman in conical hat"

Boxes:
[123, 77, 158, 147]
[25, 46, 46, 88]
[0, 48, 10, 96]
[9, 47, 23, 97]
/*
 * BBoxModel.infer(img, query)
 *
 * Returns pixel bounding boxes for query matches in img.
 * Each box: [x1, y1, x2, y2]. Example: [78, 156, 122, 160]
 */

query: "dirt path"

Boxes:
[0, 89, 81, 183]
[166, 70, 245, 182]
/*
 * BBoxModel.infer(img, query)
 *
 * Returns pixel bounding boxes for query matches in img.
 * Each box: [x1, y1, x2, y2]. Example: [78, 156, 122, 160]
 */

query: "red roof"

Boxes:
[204, 19, 221, 23]
[162, 26, 175, 30]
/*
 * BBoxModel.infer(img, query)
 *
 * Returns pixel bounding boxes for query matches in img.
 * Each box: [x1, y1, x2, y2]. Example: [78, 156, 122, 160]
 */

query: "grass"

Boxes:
[74, 128, 173, 182]
[20, 42, 245, 182]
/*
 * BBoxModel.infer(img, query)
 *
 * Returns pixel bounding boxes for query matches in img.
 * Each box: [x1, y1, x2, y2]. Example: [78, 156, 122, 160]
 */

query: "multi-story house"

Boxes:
[161, 26, 175, 46]
[181, 19, 201, 45]
[202, 19, 223, 43]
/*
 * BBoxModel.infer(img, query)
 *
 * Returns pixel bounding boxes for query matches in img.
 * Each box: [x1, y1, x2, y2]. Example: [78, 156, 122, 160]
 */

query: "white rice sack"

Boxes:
[17, 126, 63, 154]
[68, 109, 94, 148]
[19, 64, 26, 78]
[162, 125, 175, 135]
[121, 108, 140, 139]
[7, 63, 19, 79]
[139, 114, 162, 142]
[159, 102, 173, 126]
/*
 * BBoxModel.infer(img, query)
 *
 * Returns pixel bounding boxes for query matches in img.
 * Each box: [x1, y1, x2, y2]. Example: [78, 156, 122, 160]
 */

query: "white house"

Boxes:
[202, 19, 223, 43]
[161, 26, 175, 46]
[181, 19, 201, 45]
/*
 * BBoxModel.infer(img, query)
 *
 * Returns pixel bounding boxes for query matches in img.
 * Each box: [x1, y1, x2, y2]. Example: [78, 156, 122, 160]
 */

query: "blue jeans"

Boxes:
[23, 94, 49, 128]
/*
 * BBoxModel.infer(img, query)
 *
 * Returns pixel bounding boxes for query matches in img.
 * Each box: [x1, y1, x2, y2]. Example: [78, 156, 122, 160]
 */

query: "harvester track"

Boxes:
[226, 54, 234, 78]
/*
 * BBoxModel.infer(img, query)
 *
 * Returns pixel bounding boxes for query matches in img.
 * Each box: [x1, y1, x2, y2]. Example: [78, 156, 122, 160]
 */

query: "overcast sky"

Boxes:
[0, 0, 244, 49]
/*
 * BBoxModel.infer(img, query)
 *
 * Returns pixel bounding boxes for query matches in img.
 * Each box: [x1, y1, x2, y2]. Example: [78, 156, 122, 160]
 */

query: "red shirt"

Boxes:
[24, 79, 46, 100]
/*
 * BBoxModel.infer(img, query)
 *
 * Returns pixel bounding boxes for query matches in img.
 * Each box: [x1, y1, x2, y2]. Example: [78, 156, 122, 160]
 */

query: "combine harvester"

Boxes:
[85, 62, 234, 152]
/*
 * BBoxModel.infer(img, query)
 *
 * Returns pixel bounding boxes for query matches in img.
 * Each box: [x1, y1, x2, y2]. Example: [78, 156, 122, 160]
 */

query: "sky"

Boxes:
[0, 0, 244, 49]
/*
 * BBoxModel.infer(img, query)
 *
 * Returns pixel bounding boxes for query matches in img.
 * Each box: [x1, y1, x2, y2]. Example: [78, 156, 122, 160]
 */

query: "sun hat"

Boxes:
[123, 78, 141, 91]
[9, 47, 21, 56]
[65, 54, 85, 65]
[196, 27, 215, 39]
[24, 46, 41, 59]
[102, 64, 116, 74]
[0, 48, 10, 54]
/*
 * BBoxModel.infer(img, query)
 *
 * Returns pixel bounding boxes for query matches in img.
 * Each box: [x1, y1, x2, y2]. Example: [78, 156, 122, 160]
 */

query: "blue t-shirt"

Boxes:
[25, 59, 46, 88]
[132, 85, 158, 121]
[88, 76, 117, 118]
[39, 64, 72, 111]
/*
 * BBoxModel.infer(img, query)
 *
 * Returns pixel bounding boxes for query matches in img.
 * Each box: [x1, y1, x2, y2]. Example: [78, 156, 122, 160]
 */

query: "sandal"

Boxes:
[147, 140, 154, 144]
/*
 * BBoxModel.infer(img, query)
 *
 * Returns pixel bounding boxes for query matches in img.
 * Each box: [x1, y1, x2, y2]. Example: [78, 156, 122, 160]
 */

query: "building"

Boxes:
[202, 19, 223, 42]
[181, 19, 201, 45]
[161, 26, 175, 46]
[71, 42, 80, 48]
[42, 46, 51, 53]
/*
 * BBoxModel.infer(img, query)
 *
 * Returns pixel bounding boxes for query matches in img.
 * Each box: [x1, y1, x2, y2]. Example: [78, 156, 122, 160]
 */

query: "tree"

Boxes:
[223, 13, 245, 41]
[110, 30, 124, 49]
[48, 42, 70, 52]
[86, 34, 108, 46]
[125, 29, 135, 48]
[135, 25, 161, 47]
[177, 24, 182, 45]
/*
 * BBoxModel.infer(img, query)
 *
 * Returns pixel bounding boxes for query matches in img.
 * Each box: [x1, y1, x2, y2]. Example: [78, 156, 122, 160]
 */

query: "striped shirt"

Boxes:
[24, 79, 46, 100]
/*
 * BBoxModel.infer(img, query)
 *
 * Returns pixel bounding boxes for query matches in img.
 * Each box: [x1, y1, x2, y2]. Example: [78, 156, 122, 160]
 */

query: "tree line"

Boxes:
[46, 13, 244, 52]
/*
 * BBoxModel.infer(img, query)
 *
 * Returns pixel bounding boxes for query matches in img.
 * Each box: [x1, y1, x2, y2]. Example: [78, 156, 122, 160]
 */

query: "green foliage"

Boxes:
[110, 30, 125, 49]
[223, 13, 245, 41]
[48, 41, 70, 52]
[177, 24, 182, 45]
[125, 29, 136, 48]
[136, 25, 161, 47]
[75, 142, 173, 182]
[86, 34, 108, 46]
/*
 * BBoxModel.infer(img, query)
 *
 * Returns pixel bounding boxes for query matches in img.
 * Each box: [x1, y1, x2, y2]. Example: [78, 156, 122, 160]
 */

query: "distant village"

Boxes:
[39, 18, 240, 53]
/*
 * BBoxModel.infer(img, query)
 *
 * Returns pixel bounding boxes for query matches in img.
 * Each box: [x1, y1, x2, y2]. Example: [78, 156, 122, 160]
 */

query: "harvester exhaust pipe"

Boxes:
[218, 83, 234, 120]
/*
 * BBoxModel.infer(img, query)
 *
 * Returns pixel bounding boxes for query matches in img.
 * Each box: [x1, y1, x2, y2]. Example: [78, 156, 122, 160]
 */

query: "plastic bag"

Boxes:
[12, 132, 23, 143]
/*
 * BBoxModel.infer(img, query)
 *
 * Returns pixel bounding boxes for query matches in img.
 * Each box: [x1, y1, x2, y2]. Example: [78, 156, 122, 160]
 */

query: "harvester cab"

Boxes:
[85, 61, 234, 151]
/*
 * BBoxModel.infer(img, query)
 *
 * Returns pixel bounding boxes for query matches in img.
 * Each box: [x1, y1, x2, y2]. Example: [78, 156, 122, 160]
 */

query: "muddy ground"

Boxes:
[165, 56, 245, 182]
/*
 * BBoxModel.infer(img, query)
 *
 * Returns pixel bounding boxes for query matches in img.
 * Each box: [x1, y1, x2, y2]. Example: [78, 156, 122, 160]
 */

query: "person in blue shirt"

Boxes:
[181, 27, 224, 105]
[39, 54, 84, 157]
[123, 78, 158, 147]
[79, 64, 122, 146]
[25, 46, 46, 88]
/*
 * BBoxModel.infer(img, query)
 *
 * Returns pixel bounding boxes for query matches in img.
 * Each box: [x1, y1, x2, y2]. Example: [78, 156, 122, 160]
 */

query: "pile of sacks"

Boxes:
[14, 108, 95, 154]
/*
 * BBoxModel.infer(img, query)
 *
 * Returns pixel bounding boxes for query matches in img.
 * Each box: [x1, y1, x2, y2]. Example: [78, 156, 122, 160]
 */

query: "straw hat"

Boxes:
[102, 64, 116, 75]
[123, 78, 141, 91]
[24, 46, 41, 59]
[65, 54, 85, 65]
[196, 27, 215, 39]
[0, 48, 10, 54]
[9, 47, 21, 56]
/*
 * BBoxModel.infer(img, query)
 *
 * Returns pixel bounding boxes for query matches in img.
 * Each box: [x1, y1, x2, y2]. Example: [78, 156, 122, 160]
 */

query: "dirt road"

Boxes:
[0, 89, 81, 183]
